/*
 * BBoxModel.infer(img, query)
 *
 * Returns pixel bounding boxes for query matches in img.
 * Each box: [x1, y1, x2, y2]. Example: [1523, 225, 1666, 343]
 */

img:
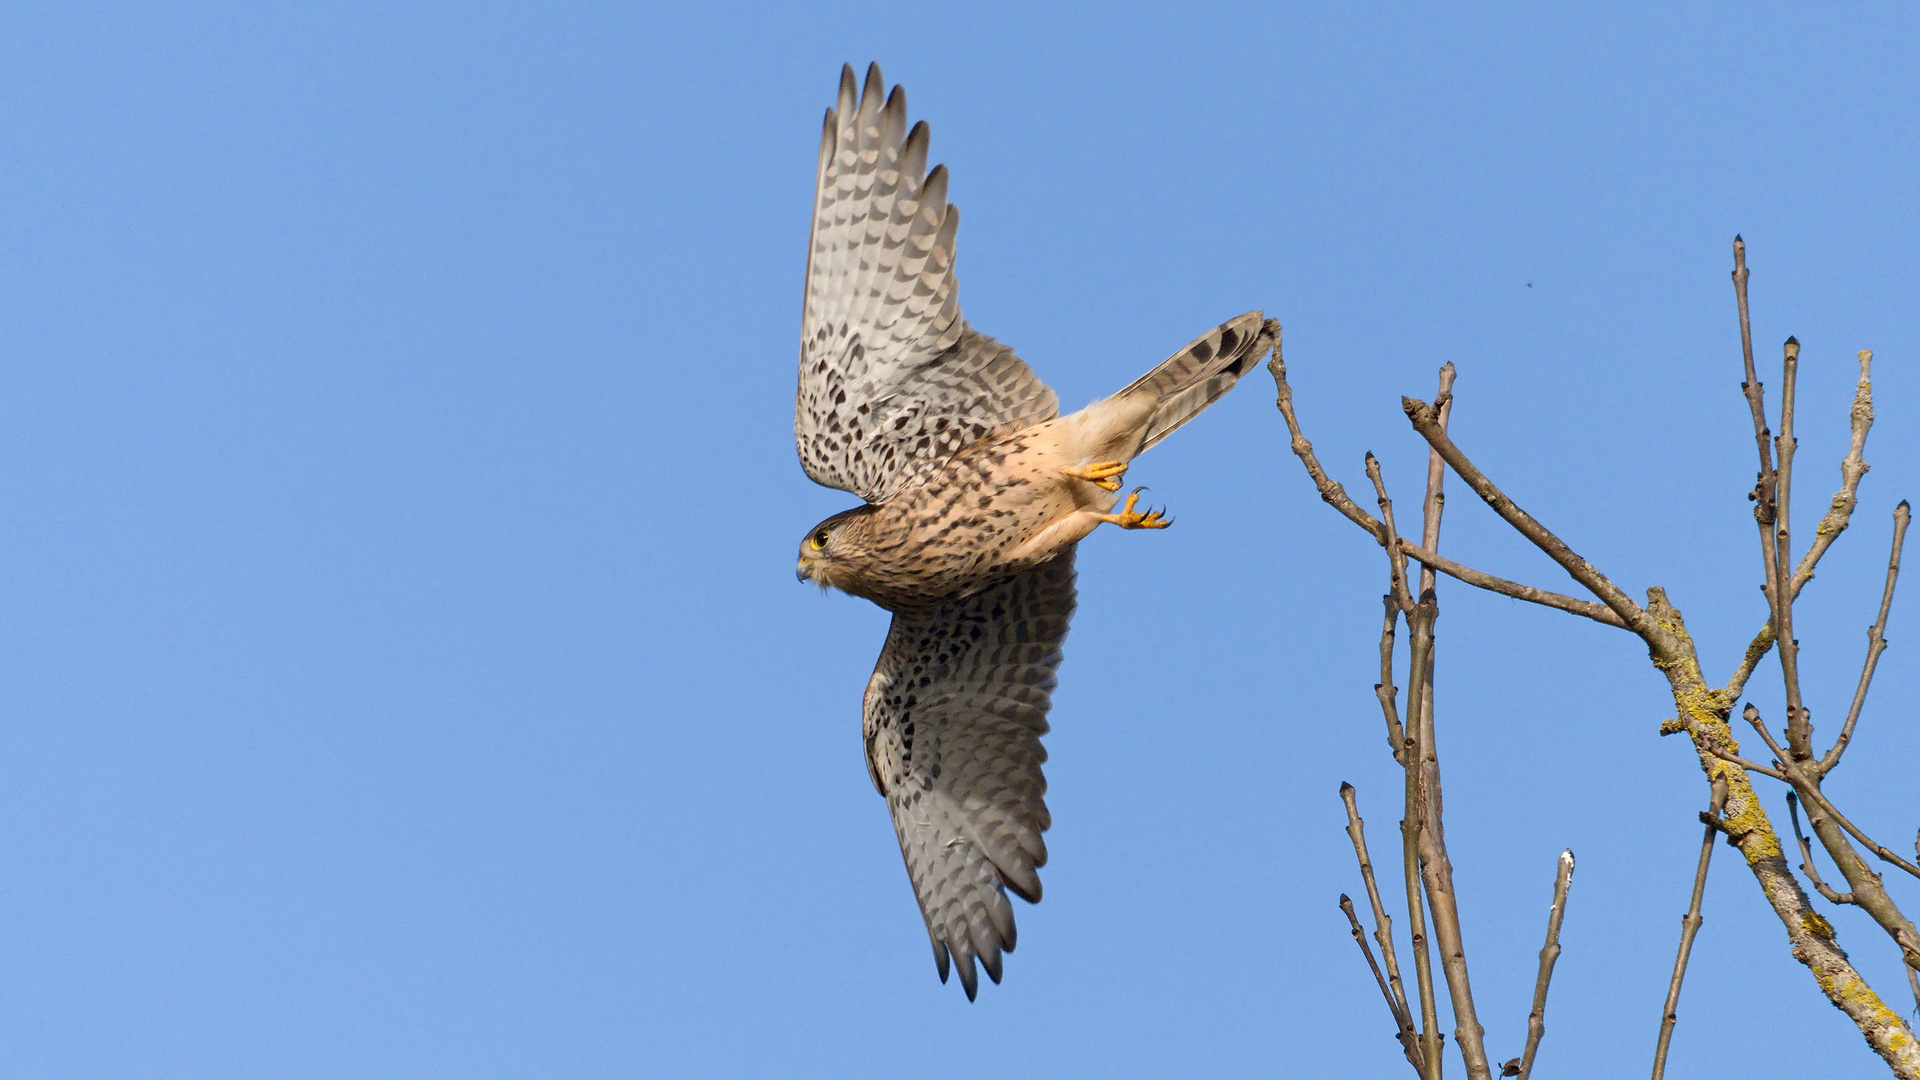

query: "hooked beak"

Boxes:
[796, 561, 809, 583]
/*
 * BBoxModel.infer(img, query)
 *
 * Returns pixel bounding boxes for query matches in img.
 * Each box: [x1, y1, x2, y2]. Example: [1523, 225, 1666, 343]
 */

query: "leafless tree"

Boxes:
[1270, 238, 1916, 1077]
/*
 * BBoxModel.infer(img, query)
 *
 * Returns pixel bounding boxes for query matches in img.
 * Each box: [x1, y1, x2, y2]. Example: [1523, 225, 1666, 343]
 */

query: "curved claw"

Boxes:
[1096, 486, 1173, 530]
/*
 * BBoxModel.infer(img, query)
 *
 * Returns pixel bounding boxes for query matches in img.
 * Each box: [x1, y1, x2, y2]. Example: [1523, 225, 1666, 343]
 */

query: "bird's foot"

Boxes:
[1061, 460, 1128, 492]
[1095, 488, 1171, 530]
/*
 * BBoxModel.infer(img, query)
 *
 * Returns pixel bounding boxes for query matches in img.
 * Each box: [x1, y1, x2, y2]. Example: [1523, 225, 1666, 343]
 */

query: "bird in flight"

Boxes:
[794, 62, 1275, 999]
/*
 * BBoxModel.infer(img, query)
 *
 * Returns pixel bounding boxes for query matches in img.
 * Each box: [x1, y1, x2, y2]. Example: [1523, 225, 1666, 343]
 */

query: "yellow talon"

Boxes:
[1062, 460, 1128, 492]
[1095, 487, 1172, 530]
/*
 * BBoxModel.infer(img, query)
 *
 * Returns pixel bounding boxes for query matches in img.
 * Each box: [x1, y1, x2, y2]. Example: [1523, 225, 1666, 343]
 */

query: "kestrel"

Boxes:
[794, 63, 1275, 999]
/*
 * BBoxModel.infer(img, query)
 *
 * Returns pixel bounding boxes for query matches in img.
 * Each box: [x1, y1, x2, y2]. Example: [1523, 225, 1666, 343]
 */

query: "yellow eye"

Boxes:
[809, 529, 830, 551]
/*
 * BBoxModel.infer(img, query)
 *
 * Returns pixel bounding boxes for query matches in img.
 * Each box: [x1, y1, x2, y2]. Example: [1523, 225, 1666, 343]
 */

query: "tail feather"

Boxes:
[1112, 312, 1276, 453]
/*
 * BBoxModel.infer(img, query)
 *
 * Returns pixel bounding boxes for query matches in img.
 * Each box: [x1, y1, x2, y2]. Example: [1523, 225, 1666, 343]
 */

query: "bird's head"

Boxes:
[796, 506, 876, 592]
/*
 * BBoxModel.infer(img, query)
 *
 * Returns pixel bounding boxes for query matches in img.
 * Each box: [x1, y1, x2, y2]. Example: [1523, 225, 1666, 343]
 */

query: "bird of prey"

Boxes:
[794, 62, 1275, 999]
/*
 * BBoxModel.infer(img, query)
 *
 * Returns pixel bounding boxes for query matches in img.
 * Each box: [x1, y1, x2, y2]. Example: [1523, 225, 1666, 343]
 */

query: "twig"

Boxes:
[1750, 702, 1920, 882]
[1792, 775, 1920, 882]
[1774, 337, 1813, 759]
[1396, 541, 1628, 628]
[1343, 784, 1417, 1043]
[1517, 850, 1575, 1080]
[1740, 703, 1792, 768]
[1788, 792, 1854, 904]
[1268, 337, 1626, 630]
[1407, 368, 1492, 1080]
[1701, 741, 1788, 782]
[1341, 783, 1425, 1074]
[1818, 500, 1909, 775]
[1341, 895, 1424, 1076]
[1783, 347, 1877, 600]
[1783, 773, 1920, 970]
[1721, 347, 1877, 704]
[1402, 593, 1443, 1080]
[1733, 236, 1781, 562]
[1419, 365, 1457, 599]
[1377, 596, 1409, 764]
[1269, 332, 1386, 539]
[1401, 398, 1659, 641]
[1732, 236, 1774, 520]
[1368, 454, 1416, 613]
[1653, 781, 1729, 1080]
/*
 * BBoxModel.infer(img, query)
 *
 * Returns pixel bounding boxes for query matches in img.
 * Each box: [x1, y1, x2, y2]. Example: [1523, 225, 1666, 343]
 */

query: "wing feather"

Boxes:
[797, 63, 1058, 503]
[862, 551, 1076, 999]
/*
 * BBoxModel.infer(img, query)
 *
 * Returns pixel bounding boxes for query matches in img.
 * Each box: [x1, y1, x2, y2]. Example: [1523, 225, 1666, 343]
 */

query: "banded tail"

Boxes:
[1066, 312, 1277, 465]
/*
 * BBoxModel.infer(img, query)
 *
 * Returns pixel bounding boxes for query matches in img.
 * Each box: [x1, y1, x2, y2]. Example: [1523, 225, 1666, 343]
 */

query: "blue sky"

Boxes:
[3, 3, 1917, 1077]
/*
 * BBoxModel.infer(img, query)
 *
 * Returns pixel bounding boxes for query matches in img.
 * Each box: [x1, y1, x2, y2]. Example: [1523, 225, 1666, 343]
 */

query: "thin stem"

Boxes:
[1701, 742, 1788, 782]
[1368, 453, 1416, 613]
[1787, 773, 1920, 970]
[1268, 331, 1386, 539]
[1722, 348, 1877, 704]
[1788, 791, 1854, 904]
[1732, 237, 1773, 507]
[1818, 500, 1909, 775]
[1377, 596, 1409, 765]
[1402, 595, 1442, 1080]
[1794, 775, 1920, 883]
[1420, 365, 1457, 598]
[1396, 541, 1628, 628]
[1751, 702, 1920, 883]
[1268, 337, 1625, 630]
[1653, 781, 1728, 1080]
[1775, 338, 1812, 758]
[1341, 895, 1424, 1076]
[1407, 367, 1490, 1080]
[1517, 850, 1575, 1080]
[1733, 235, 1780, 544]
[1401, 398, 1659, 642]
[1343, 783, 1424, 1075]
[1741, 703, 1792, 766]
[1344, 784, 1416, 1031]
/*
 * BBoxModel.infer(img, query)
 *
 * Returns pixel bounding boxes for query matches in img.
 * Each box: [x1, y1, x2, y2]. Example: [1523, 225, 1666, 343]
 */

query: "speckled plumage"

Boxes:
[794, 63, 1275, 1000]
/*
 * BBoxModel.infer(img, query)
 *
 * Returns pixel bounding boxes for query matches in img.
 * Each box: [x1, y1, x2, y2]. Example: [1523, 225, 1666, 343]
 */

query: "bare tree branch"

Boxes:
[1788, 791, 1854, 904]
[1267, 333, 1626, 630]
[1341, 895, 1424, 1076]
[1819, 500, 1909, 775]
[1402, 590, 1443, 1080]
[1377, 595, 1410, 765]
[1517, 850, 1575, 1080]
[1722, 347, 1877, 704]
[1653, 781, 1729, 1080]
[1419, 366, 1457, 598]
[1741, 703, 1792, 768]
[1367, 453, 1416, 613]
[1342, 782, 1424, 1075]
[1701, 741, 1788, 782]
[1343, 784, 1416, 1032]
[1272, 238, 1920, 1074]
[1269, 330, 1385, 539]
[1396, 541, 1628, 628]
[1406, 369, 1493, 1080]
[1773, 338, 1814, 758]
[1784, 347, 1878, 598]
[1400, 398, 1660, 641]
[1732, 236, 1775, 520]
[1791, 775, 1920, 883]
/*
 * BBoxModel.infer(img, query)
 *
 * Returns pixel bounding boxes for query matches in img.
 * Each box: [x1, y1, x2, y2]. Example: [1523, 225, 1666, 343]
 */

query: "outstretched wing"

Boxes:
[862, 552, 1076, 999]
[797, 63, 1058, 504]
